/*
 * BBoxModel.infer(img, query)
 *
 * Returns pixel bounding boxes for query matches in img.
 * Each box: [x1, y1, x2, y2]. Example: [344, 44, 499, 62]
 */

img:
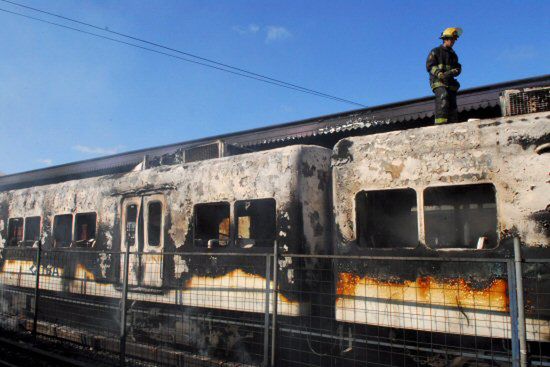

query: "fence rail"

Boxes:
[0, 241, 549, 367]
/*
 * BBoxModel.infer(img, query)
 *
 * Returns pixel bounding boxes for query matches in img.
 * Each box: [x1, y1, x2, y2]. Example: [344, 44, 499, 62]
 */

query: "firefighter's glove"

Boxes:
[449, 68, 460, 76]
[441, 70, 456, 81]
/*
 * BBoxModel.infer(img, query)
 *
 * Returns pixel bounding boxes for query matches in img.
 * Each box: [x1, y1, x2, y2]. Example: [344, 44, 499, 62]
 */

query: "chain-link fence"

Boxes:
[0, 243, 549, 366]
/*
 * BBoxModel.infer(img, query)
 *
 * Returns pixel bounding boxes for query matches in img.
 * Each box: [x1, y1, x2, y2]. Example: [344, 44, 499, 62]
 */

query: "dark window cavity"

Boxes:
[194, 202, 230, 247]
[125, 204, 138, 247]
[75, 212, 97, 244]
[53, 214, 73, 247]
[147, 202, 162, 246]
[424, 184, 498, 249]
[356, 189, 418, 248]
[24, 217, 41, 245]
[7, 218, 24, 246]
[236, 199, 276, 248]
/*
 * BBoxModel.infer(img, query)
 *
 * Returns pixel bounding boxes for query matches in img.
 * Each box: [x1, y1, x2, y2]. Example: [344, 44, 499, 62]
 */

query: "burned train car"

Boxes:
[332, 112, 550, 345]
[0, 105, 548, 364]
[0, 145, 331, 316]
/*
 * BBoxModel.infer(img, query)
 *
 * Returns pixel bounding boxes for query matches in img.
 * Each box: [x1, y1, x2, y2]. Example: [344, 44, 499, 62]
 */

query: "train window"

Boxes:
[424, 184, 497, 249]
[194, 202, 230, 247]
[236, 199, 276, 248]
[125, 204, 138, 247]
[356, 189, 418, 248]
[24, 216, 41, 245]
[75, 213, 97, 245]
[53, 214, 73, 247]
[147, 202, 162, 246]
[7, 218, 24, 246]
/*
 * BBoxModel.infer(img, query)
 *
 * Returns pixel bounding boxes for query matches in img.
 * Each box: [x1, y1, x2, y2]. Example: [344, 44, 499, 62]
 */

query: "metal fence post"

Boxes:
[120, 249, 130, 367]
[270, 244, 278, 367]
[32, 243, 42, 340]
[507, 259, 520, 367]
[513, 237, 528, 367]
[263, 254, 271, 367]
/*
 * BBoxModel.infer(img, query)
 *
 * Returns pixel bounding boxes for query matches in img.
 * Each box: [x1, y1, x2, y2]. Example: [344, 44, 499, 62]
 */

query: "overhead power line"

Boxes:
[0, 1, 367, 108]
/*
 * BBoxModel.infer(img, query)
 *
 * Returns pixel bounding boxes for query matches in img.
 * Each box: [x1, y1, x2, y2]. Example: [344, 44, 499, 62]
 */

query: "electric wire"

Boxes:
[0, 0, 366, 107]
[0, 1, 367, 108]
[0, 7, 342, 103]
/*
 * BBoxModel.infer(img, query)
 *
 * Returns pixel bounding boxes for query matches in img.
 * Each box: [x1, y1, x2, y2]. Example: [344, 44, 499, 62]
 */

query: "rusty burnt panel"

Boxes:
[1, 75, 548, 192]
[336, 272, 508, 312]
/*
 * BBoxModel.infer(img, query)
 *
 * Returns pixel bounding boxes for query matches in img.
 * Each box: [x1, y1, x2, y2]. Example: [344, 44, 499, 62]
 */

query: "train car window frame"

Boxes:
[355, 188, 419, 248]
[235, 198, 277, 248]
[146, 201, 163, 247]
[7, 217, 24, 247]
[53, 214, 73, 248]
[123, 202, 139, 248]
[193, 202, 230, 248]
[24, 216, 41, 246]
[423, 183, 498, 250]
[74, 212, 97, 247]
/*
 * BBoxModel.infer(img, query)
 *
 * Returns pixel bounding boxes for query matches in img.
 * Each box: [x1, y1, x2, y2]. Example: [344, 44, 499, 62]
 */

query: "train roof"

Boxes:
[1, 74, 548, 192]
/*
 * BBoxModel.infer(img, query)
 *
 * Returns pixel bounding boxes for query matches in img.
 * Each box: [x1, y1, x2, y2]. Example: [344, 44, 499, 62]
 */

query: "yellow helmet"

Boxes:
[439, 27, 463, 39]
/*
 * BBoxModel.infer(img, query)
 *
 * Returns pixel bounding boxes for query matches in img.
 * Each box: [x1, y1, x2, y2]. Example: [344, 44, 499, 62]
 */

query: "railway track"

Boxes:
[0, 335, 114, 367]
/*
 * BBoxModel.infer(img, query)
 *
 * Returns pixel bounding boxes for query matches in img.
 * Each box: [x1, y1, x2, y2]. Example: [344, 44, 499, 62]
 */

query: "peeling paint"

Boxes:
[0, 145, 332, 310]
[508, 132, 550, 150]
[530, 205, 550, 238]
[333, 112, 550, 247]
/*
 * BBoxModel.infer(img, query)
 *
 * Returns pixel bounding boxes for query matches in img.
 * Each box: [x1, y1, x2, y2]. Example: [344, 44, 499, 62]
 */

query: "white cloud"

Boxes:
[36, 158, 53, 166]
[232, 24, 260, 35]
[233, 24, 292, 43]
[265, 26, 292, 43]
[73, 145, 123, 155]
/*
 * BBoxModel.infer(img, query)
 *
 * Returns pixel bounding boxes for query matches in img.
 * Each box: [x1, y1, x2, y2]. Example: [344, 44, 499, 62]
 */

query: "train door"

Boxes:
[120, 195, 165, 287]
[121, 197, 140, 286]
[141, 195, 164, 287]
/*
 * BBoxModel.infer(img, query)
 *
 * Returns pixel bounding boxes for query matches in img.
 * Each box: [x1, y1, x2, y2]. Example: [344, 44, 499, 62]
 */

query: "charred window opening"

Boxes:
[53, 214, 73, 247]
[75, 213, 97, 245]
[356, 189, 418, 248]
[24, 216, 41, 245]
[424, 184, 497, 249]
[236, 198, 276, 248]
[147, 201, 162, 247]
[125, 204, 138, 247]
[7, 218, 24, 246]
[194, 202, 230, 247]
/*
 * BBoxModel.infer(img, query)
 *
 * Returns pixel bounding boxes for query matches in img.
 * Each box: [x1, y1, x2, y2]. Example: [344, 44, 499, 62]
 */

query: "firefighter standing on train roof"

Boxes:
[426, 27, 463, 124]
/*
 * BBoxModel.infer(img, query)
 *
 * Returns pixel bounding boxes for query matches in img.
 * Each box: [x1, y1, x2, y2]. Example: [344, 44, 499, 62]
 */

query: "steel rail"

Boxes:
[0, 336, 95, 367]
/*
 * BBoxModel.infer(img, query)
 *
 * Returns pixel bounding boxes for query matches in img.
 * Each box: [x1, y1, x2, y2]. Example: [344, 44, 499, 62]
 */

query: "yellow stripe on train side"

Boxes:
[335, 272, 550, 341]
[0, 261, 302, 316]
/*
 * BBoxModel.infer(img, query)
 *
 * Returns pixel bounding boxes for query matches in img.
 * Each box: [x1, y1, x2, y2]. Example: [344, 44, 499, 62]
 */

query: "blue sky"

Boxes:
[0, 0, 548, 174]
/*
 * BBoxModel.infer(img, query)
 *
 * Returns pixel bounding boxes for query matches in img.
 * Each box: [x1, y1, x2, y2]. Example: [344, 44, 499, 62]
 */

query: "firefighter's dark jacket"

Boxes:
[426, 45, 461, 91]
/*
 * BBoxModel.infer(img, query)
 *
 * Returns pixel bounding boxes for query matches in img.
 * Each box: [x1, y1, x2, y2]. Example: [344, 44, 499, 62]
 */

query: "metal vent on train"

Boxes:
[184, 143, 221, 163]
[500, 86, 550, 117]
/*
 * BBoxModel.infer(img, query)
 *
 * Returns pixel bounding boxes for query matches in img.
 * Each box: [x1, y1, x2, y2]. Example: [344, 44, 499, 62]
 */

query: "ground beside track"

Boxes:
[0, 332, 118, 367]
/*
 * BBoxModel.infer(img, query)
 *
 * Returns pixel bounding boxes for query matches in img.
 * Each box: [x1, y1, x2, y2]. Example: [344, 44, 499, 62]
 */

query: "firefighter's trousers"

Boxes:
[433, 86, 458, 124]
